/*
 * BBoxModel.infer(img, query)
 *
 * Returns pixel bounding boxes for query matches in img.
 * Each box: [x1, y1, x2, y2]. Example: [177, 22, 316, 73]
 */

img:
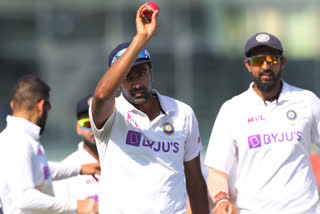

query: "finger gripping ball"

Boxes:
[144, 2, 159, 20]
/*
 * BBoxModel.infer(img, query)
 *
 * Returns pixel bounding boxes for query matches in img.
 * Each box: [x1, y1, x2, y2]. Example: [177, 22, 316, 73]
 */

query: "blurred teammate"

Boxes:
[54, 94, 99, 201]
[89, 3, 209, 214]
[0, 74, 99, 213]
[205, 32, 320, 213]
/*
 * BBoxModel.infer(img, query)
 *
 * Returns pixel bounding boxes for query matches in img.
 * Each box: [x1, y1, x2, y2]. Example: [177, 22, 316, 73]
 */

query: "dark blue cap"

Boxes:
[245, 32, 283, 57]
[108, 42, 152, 67]
[76, 94, 93, 118]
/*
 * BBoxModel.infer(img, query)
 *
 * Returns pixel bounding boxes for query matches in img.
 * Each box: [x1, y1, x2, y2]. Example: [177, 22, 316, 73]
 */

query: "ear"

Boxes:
[36, 99, 45, 115]
[244, 60, 252, 73]
[76, 123, 82, 135]
[150, 66, 153, 80]
[10, 100, 14, 111]
[280, 56, 286, 70]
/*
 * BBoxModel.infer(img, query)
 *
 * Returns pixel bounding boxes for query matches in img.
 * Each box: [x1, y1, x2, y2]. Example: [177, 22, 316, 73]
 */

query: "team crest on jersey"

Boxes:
[161, 122, 175, 135]
[286, 110, 297, 120]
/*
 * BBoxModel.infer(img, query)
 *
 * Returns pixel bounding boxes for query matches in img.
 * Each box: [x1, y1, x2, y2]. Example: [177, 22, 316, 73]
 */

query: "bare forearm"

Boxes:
[95, 35, 149, 100]
[187, 177, 209, 214]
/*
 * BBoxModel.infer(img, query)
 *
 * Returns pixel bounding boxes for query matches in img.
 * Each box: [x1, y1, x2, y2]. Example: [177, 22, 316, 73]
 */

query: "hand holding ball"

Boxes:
[144, 2, 159, 20]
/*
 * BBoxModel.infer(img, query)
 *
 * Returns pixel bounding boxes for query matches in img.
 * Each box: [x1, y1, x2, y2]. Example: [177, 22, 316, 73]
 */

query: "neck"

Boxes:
[12, 111, 38, 125]
[83, 141, 99, 161]
[253, 81, 282, 102]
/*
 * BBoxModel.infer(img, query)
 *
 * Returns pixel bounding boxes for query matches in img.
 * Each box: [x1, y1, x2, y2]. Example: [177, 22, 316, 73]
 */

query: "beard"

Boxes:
[83, 138, 98, 155]
[252, 69, 282, 93]
[37, 111, 47, 135]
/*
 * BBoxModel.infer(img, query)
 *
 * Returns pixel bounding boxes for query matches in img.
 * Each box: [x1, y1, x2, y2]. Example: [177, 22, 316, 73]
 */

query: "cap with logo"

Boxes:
[108, 42, 152, 67]
[244, 32, 283, 57]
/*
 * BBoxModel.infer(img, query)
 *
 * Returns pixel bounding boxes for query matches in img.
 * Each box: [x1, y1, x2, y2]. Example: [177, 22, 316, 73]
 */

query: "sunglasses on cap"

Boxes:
[246, 55, 282, 66]
[77, 118, 91, 130]
[111, 48, 151, 65]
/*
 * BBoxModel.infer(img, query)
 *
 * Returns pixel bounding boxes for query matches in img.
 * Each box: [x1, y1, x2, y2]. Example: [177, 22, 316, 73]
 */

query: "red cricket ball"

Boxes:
[144, 2, 159, 20]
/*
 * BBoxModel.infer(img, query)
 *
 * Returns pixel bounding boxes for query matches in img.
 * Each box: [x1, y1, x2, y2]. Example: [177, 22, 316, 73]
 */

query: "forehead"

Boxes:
[128, 63, 150, 75]
[249, 46, 281, 56]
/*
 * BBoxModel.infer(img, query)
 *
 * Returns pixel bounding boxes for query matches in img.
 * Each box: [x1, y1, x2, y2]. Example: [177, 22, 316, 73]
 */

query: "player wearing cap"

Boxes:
[205, 32, 320, 214]
[53, 94, 99, 202]
[89, 3, 209, 214]
[0, 75, 100, 214]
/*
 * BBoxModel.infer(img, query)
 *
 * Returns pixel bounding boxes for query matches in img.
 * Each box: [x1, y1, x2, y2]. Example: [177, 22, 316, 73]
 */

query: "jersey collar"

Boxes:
[6, 115, 41, 140]
[248, 80, 291, 105]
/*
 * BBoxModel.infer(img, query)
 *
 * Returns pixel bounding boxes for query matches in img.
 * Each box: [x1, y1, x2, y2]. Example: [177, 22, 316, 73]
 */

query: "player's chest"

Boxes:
[113, 111, 187, 156]
[233, 101, 312, 149]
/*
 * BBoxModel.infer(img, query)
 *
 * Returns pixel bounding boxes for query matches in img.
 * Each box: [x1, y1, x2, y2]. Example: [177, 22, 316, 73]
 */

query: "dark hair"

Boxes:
[12, 74, 50, 111]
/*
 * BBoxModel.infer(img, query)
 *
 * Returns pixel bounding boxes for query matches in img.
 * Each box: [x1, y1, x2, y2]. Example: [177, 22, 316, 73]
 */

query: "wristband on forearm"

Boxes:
[213, 191, 230, 209]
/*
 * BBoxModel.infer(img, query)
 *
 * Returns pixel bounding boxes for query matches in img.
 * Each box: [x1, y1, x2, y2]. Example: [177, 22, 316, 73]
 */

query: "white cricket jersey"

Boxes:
[0, 116, 80, 214]
[205, 81, 320, 214]
[89, 90, 202, 214]
[53, 142, 99, 201]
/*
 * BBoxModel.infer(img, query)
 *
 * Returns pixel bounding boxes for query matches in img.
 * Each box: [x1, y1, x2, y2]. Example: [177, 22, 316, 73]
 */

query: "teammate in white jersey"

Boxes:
[54, 94, 99, 202]
[0, 74, 100, 214]
[205, 32, 320, 214]
[89, 3, 209, 214]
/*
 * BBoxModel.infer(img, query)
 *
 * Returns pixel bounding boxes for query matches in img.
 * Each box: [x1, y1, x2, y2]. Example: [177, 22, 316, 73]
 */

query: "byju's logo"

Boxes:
[248, 135, 262, 149]
[126, 130, 141, 147]
[125, 130, 180, 153]
[247, 131, 302, 149]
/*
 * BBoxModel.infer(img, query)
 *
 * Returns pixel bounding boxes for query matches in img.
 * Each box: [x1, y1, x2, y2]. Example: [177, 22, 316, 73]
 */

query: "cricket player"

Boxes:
[89, 3, 209, 214]
[54, 94, 99, 201]
[205, 32, 320, 214]
[0, 74, 100, 213]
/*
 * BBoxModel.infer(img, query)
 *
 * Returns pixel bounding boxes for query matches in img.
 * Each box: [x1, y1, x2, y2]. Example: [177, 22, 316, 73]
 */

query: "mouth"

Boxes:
[131, 89, 146, 98]
[260, 72, 273, 81]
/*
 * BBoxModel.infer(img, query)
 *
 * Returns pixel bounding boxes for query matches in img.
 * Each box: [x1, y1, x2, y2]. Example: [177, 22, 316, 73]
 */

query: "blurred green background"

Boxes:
[1, 0, 320, 161]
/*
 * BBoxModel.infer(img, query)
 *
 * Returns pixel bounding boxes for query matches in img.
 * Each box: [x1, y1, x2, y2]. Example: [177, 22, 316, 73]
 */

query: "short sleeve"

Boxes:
[311, 92, 320, 146]
[184, 107, 202, 162]
[88, 102, 116, 142]
[204, 101, 237, 175]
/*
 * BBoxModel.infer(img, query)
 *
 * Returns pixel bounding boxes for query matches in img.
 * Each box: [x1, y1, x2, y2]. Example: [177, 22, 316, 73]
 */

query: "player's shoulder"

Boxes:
[0, 126, 31, 147]
[160, 94, 195, 114]
[283, 81, 320, 102]
[220, 91, 247, 110]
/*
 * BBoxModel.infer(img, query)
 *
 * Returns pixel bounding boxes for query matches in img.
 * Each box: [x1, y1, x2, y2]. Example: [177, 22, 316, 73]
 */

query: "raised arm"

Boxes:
[91, 4, 159, 129]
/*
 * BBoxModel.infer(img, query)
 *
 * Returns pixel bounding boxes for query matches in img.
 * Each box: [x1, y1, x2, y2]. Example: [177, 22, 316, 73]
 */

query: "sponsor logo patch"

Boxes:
[126, 130, 141, 147]
[248, 130, 302, 149]
[43, 166, 50, 180]
[125, 130, 180, 153]
[248, 135, 262, 149]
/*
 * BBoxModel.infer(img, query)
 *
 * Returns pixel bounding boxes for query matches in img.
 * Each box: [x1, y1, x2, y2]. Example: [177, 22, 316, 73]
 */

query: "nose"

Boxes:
[132, 78, 143, 89]
[261, 60, 271, 70]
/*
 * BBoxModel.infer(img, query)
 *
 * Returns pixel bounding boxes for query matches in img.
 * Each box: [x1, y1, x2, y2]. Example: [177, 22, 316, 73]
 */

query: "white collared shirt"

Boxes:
[89, 90, 202, 214]
[0, 116, 79, 214]
[205, 81, 320, 214]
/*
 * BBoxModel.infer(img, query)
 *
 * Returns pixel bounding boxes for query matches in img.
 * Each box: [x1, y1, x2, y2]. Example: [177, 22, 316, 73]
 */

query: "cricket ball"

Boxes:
[144, 2, 159, 20]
